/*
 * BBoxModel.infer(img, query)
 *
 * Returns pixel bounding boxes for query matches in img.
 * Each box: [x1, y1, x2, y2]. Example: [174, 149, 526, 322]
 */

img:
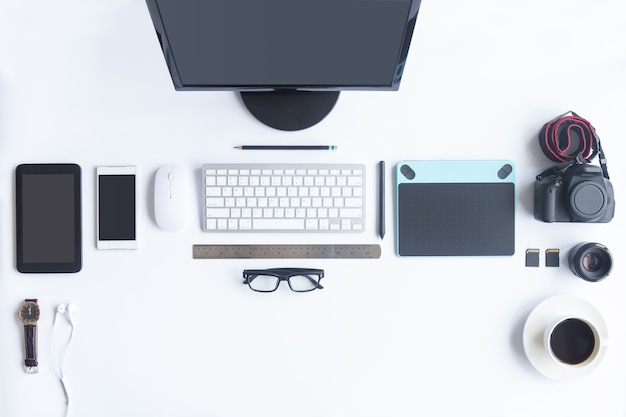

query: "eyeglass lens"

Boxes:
[287, 274, 320, 291]
[247, 274, 280, 292]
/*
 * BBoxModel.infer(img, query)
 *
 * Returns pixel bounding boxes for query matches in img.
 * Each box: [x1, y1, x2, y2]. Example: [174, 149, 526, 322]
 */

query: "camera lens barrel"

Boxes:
[569, 242, 613, 282]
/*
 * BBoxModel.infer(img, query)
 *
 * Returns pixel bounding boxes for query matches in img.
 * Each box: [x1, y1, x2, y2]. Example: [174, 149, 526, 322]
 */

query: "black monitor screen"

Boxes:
[147, 0, 419, 90]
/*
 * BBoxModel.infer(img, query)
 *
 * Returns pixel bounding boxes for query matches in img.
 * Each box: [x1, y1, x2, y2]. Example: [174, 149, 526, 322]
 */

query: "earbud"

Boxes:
[54, 304, 76, 325]
[66, 304, 76, 325]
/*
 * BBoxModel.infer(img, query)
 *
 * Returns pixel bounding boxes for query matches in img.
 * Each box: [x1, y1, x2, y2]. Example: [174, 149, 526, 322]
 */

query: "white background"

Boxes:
[1, 0, 625, 416]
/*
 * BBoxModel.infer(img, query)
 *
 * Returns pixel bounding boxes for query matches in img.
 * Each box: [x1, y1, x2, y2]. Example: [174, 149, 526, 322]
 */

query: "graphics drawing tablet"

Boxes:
[396, 160, 515, 257]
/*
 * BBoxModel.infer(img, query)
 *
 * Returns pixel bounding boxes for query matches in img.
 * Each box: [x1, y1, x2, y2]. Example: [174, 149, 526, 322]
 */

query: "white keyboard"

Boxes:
[202, 163, 365, 232]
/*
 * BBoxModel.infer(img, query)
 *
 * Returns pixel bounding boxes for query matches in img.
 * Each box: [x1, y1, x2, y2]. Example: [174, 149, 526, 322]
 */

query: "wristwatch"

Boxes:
[17, 299, 40, 373]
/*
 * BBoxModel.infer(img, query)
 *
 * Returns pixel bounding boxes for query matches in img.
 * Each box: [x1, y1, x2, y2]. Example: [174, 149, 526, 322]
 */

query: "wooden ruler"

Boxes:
[192, 244, 381, 259]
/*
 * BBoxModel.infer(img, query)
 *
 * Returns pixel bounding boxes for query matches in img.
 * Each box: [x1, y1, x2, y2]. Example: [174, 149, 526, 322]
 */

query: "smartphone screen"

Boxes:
[96, 166, 137, 249]
[16, 164, 82, 273]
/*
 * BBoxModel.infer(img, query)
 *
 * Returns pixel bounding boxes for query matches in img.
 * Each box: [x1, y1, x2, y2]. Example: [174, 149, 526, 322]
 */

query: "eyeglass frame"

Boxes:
[242, 268, 325, 292]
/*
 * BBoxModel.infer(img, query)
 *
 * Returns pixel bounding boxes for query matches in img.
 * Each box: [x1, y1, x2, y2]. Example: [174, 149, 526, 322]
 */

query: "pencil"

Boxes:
[234, 145, 337, 150]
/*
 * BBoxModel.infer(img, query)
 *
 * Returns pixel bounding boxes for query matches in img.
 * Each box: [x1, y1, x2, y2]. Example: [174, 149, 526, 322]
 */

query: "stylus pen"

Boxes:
[378, 160, 385, 240]
[234, 145, 337, 150]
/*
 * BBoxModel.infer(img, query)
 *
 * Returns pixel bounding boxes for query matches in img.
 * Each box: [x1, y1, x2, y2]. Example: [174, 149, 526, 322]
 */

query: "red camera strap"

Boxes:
[538, 111, 610, 180]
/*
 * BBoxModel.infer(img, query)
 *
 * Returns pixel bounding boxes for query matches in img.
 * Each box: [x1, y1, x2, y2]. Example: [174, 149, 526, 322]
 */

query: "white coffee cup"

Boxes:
[543, 317, 608, 367]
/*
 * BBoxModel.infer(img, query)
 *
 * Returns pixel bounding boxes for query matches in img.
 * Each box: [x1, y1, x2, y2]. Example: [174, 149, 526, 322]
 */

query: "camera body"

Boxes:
[534, 162, 615, 223]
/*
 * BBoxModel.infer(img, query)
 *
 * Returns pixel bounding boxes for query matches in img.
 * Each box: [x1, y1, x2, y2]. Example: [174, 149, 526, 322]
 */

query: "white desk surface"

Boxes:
[1, 1, 625, 416]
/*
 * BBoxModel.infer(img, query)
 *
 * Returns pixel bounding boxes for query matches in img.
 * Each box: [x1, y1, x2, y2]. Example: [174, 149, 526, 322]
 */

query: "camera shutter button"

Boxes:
[569, 181, 607, 220]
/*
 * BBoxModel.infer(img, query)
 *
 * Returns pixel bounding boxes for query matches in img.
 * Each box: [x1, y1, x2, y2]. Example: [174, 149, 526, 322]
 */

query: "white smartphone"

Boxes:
[96, 166, 137, 249]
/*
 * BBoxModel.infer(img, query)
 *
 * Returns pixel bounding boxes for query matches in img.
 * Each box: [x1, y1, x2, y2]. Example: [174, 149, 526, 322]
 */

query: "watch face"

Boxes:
[18, 301, 40, 324]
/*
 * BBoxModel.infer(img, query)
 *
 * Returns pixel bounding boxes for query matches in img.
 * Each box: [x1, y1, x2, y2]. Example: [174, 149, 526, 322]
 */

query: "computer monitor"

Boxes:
[145, 0, 422, 131]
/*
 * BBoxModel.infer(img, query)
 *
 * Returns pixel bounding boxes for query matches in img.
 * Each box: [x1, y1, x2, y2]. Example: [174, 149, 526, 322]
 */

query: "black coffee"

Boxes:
[550, 318, 596, 365]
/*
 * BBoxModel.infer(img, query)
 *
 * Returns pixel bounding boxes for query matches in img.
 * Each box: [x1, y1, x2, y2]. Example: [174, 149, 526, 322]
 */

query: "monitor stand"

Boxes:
[241, 90, 340, 131]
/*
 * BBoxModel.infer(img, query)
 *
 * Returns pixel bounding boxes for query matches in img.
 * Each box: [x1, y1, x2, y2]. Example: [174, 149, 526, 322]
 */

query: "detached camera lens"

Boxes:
[569, 242, 613, 282]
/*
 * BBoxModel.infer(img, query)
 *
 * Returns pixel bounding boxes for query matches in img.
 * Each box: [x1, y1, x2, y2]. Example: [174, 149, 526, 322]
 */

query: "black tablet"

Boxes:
[16, 164, 82, 273]
[396, 160, 515, 257]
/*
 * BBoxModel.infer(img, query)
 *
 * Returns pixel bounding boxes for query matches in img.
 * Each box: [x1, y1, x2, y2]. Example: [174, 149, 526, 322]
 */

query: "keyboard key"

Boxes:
[206, 187, 221, 197]
[206, 208, 230, 217]
[206, 197, 224, 207]
[340, 208, 363, 218]
[254, 218, 305, 230]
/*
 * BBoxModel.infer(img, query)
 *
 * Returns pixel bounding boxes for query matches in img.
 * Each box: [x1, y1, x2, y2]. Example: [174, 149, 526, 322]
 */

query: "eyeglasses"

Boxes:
[242, 268, 325, 292]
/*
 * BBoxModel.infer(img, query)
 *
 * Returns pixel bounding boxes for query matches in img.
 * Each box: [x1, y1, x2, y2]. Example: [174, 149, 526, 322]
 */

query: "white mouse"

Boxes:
[154, 165, 188, 230]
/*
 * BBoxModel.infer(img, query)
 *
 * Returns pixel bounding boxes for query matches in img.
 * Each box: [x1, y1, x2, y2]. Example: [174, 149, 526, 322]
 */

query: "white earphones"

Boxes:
[53, 303, 77, 416]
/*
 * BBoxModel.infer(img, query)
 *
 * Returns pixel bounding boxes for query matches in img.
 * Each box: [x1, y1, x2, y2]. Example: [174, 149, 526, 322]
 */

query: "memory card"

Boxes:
[546, 249, 560, 267]
[525, 249, 540, 267]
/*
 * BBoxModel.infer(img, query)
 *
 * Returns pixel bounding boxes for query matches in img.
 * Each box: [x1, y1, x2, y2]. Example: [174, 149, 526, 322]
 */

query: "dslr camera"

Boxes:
[534, 162, 615, 223]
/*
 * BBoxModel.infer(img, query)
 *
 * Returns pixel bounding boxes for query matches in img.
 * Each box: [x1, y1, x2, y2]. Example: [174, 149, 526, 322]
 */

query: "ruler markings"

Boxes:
[192, 244, 381, 259]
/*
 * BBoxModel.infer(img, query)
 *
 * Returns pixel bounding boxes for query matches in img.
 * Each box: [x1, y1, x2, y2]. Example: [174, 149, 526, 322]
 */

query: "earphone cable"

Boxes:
[52, 306, 75, 417]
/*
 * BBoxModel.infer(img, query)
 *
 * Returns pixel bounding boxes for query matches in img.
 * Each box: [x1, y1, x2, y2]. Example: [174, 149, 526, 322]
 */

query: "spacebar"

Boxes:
[253, 219, 305, 230]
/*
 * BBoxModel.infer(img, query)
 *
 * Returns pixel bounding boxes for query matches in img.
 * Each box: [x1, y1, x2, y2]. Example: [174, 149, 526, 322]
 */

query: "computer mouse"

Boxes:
[154, 165, 188, 231]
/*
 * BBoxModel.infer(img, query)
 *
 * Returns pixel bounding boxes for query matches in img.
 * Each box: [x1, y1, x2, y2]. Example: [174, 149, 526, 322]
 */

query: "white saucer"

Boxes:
[522, 295, 608, 381]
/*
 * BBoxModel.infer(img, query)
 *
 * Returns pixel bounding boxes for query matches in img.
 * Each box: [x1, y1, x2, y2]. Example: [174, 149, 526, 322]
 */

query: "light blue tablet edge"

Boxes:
[396, 160, 515, 184]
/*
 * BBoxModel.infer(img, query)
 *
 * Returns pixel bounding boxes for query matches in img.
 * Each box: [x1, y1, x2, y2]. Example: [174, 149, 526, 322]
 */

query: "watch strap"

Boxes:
[24, 324, 38, 372]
